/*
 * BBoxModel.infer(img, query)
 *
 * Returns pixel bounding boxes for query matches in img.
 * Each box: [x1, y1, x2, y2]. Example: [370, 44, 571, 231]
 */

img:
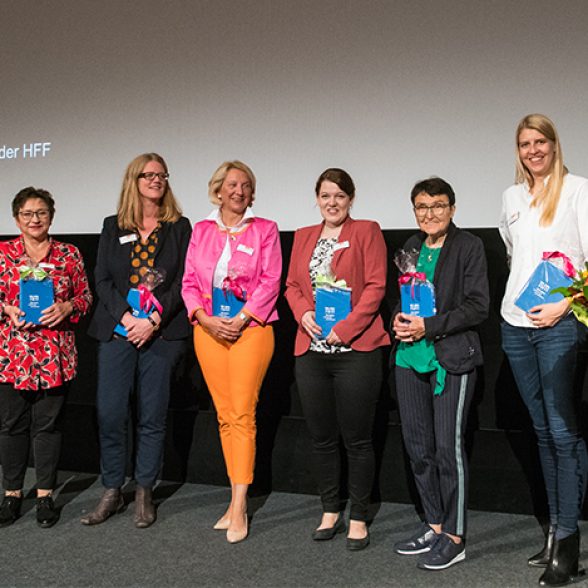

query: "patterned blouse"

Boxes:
[0, 236, 92, 390]
[309, 238, 352, 354]
[129, 223, 160, 287]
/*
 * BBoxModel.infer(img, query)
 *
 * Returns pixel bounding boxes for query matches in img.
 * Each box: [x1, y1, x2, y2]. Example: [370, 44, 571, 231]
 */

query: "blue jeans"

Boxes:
[501, 316, 588, 536]
[96, 337, 186, 488]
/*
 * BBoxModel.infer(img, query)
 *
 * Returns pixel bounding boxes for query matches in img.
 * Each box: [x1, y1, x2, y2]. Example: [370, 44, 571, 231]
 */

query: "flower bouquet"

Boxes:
[394, 249, 436, 317]
[115, 267, 165, 337]
[314, 272, 352, 338]
[19, 265, 54, 325]
[551, 262, 588, 327]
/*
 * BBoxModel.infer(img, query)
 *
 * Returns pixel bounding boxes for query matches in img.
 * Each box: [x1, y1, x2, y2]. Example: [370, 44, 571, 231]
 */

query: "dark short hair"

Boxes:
[315, 168, 356, 199]
[410, 177, 455, 206]
[12, 187, 56, 219]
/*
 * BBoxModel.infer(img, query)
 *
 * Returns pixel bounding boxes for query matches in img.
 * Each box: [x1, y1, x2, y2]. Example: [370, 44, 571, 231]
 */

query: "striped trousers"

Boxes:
[395, 366, 475, 537]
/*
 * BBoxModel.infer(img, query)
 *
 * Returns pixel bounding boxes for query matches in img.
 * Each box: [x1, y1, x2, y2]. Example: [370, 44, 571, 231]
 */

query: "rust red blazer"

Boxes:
[285, 216, 390, 356]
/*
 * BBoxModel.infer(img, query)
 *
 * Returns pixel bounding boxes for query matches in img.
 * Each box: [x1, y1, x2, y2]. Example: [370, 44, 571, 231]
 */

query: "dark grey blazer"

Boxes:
[396, 222, 490, 374]
[88, 215, 192, 342]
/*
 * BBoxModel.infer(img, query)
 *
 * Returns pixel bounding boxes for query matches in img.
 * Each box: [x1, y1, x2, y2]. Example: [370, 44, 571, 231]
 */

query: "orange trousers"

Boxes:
[193, 325, 274, 485]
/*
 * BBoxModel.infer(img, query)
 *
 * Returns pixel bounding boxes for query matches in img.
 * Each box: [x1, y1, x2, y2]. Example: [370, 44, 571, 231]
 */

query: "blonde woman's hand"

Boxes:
[527, 299, 570, 328]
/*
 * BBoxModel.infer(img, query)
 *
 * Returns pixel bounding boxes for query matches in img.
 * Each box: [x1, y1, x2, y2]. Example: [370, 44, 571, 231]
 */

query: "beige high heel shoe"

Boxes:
[227, 514, 248, 544]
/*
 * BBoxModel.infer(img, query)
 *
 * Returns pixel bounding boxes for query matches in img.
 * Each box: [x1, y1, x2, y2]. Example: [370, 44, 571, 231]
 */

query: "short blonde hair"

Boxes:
[208, 161, 256, 206]
[117, 153, 182, 231]
[515, 114, 567, 227]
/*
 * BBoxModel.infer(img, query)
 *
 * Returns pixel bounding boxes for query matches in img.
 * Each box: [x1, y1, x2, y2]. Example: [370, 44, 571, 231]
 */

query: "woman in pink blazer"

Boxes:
[182, 161, 281, 544]
[285, 168, 389, 551]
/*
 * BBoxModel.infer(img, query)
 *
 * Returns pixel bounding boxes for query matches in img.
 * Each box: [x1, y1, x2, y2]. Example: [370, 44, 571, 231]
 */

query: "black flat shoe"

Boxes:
[312, 517, 346, 541]
[36, 496, 60, 528]
[347, 531, 370, 551]
[0, 495, 22, 528]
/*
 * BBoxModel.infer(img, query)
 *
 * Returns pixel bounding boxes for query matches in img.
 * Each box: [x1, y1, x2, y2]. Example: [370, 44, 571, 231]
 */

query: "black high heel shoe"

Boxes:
[539, 530, 584, 587]
[529, 525, 556, 568]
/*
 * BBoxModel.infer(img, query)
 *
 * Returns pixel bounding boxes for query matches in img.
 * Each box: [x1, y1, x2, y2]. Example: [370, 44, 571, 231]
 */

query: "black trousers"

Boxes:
[295, 349, 383, 521]
[395, 366, 475, 537]
[0, 383, 67, 491]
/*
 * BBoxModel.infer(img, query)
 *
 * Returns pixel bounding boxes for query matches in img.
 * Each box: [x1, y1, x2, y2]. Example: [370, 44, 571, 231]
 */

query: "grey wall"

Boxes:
[1, 0, 587, 233]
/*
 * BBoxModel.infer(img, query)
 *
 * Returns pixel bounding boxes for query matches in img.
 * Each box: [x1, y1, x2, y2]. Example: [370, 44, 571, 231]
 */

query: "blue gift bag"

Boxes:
[212, 287, 246, 319]
[19, 278, 54, 325]
[515, 260, 574, 313]
[315, 286, 352, 338]
[400, 281, 436, 317]
[114, 288, 151, 337]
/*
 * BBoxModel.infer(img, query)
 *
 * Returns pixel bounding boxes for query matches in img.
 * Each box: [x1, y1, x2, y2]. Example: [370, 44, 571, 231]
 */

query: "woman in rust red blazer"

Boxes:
[285, 168, 389, 551]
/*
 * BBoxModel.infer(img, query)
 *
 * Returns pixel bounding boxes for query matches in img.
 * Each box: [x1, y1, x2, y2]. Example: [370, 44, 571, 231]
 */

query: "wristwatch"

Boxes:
[239, 312, 251, 325]
[147, 315, 160, 330]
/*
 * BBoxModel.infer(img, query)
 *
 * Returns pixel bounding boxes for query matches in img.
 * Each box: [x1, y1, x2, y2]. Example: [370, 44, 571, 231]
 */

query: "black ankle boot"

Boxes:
[539, 530, 582, 587]
[529, 525, 556, 568]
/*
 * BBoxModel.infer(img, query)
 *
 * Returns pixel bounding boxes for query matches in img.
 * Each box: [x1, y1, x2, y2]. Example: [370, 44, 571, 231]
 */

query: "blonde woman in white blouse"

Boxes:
[500, 113, 588, 588]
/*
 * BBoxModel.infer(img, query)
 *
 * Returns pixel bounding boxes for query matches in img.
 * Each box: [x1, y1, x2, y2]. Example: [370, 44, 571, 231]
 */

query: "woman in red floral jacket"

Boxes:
[0, 187, 92, 529]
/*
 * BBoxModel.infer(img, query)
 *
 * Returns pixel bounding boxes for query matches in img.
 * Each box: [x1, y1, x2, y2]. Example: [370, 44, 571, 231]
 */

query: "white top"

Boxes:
[500, 173, 588, 327]
[208, 208, 255, 288]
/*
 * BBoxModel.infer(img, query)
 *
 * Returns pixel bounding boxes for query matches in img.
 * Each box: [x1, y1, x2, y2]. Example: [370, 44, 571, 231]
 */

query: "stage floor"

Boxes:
[0, 471, 585, 587]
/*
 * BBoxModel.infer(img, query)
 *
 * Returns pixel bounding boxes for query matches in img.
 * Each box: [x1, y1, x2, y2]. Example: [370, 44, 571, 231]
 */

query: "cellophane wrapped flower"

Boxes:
[394, 249, 420, 276]
[552, 262, 588, 327]
[140, 267, 166, 292]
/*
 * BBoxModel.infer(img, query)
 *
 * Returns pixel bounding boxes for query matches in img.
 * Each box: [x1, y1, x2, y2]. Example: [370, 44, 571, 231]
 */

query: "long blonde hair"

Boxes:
[515, 114, 567, 226]
[117, 153, 182, 230]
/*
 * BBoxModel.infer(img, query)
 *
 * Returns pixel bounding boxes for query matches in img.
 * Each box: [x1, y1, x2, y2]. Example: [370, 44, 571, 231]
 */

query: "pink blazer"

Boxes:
[285, 216, 390, 355]
[181, 216, 281, 325]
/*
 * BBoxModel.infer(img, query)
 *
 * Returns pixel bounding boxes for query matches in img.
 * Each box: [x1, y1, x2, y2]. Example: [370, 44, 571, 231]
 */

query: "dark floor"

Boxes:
[0, 470, 585, 587]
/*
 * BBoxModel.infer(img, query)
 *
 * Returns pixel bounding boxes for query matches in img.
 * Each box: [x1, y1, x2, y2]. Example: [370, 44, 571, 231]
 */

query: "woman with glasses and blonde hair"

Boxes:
[182, 160, 281, 544]
[391, 177, 489, 571]
[0, 187, 92, 528]
[82, 153, 191, 528]
[500, 114, 588, 586]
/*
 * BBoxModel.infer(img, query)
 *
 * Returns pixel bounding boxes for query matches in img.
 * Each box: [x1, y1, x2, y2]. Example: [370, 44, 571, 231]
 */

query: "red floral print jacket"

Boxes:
[0, 237, 92, 390]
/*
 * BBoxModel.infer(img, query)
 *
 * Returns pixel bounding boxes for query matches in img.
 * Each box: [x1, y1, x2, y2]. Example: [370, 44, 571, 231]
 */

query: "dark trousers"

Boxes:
[501, 317, 588, 536]
[97, 337, 186, 489]
[395, 366, 475, 537]
[0, 383, 67, 491]
[295, 349, 383, 521]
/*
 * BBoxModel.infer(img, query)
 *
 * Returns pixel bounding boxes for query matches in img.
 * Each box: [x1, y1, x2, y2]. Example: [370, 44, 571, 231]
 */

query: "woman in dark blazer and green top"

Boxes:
[82, 153, 191, 528]
[392, 177, 489, 570]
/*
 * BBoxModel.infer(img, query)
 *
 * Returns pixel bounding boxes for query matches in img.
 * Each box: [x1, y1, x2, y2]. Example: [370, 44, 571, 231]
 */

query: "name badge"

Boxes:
[119, 234, 138, 245]
[508, 212, 520, 226]
[333, 240, 350, 252]
[237, 244, 254, 256]
[38, 263, 55, 270]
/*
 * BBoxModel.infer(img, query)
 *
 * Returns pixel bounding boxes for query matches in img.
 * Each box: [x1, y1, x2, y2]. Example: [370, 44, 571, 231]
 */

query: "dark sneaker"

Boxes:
[0, 495, 23, 527]
[394, 523, 439, 555]
[36, 496, 60, 528]
[417, 533, 465, 570]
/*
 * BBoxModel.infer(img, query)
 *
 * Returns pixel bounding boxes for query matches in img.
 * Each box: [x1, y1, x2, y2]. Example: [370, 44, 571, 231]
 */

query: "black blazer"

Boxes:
[395, 222, 490, 373]
[88, 215, 192, 342]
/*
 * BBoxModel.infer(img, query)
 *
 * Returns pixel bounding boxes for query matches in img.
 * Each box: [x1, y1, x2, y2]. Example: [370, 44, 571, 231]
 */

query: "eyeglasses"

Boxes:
[18, 210, 51, 222]
[138, 172, 169, 181]
[413, 203, 451, 217]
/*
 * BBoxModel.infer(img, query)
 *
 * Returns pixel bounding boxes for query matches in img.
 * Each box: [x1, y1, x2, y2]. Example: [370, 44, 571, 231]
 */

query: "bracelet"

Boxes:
[147, 315, 160, 330]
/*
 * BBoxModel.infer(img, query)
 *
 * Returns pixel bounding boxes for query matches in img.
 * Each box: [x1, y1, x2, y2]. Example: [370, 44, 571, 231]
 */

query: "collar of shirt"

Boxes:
[206, 208, 255, 234]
